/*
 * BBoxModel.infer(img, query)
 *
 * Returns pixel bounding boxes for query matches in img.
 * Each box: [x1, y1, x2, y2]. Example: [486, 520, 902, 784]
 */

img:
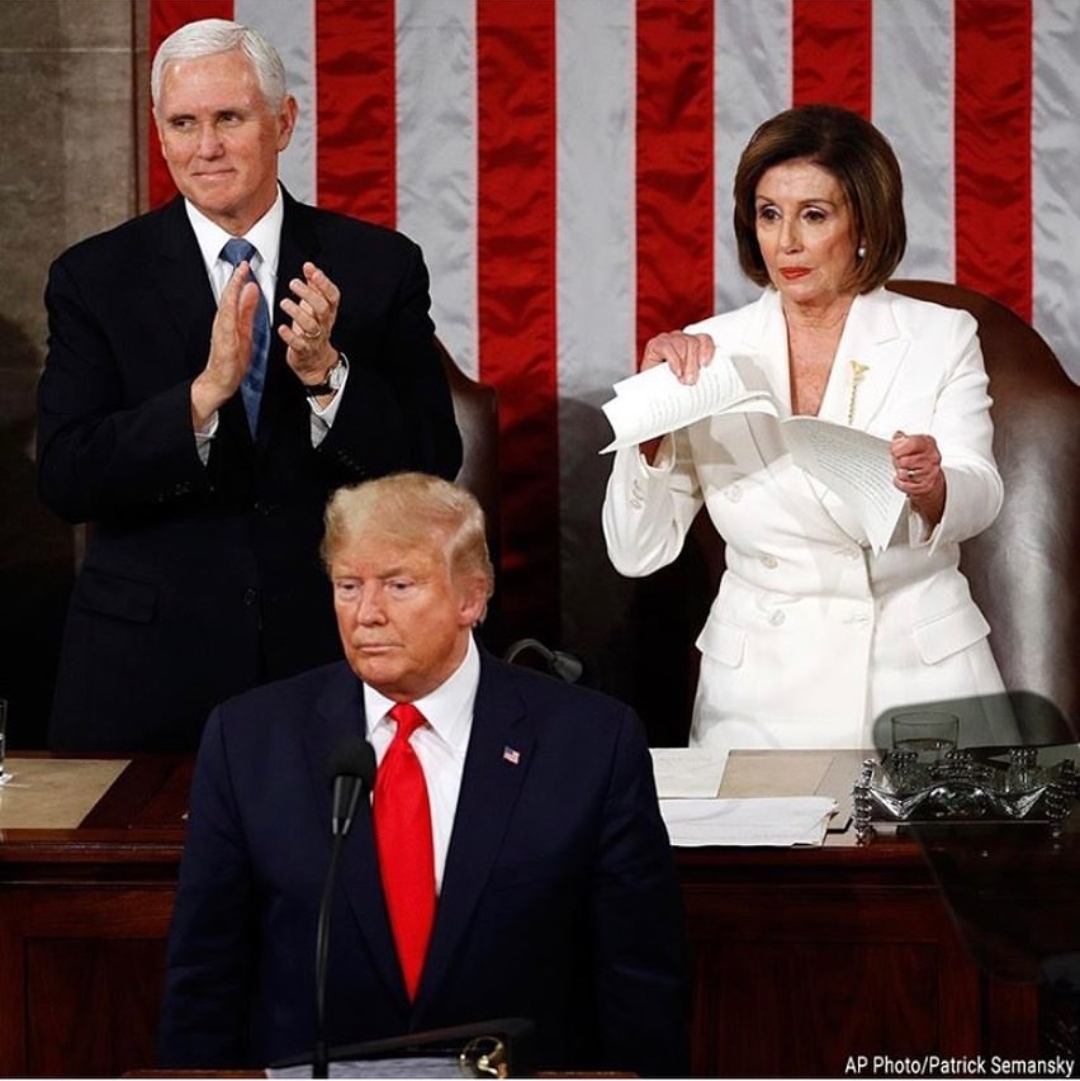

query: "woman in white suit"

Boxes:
[602, 105, 1006, 757]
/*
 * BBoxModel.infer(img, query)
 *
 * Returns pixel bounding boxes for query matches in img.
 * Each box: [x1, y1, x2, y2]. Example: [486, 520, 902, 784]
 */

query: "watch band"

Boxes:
[303, 353, 347, 397]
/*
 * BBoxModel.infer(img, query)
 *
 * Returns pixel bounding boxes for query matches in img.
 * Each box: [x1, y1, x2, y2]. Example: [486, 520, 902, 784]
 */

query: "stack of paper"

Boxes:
[660, 796, 838, 848]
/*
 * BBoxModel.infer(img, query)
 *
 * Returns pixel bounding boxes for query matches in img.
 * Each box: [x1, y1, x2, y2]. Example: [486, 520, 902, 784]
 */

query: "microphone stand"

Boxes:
[314, 833, 347, 1079]
[314, 740, 375, 1079]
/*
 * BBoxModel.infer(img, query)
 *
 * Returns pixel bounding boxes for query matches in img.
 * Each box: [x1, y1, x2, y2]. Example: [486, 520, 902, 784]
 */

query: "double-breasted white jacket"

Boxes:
[602, 287, 1007, 755]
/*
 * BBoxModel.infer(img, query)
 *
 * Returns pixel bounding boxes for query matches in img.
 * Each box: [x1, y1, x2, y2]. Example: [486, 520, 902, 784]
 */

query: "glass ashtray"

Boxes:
[853, 746, 1078, 840]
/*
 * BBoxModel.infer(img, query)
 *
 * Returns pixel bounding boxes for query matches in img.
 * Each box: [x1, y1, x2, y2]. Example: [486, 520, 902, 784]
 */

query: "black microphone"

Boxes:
[329, 739, 375, 836]
[314, 737, 377, 1079]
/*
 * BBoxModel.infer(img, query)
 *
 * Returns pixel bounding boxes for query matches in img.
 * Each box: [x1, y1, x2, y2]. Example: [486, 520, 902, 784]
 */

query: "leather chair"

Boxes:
[435, 338, 503, 646]
[436, 338, 499, 539]
[887, 280, 1080, 735]
[628, 280, 1080, 746]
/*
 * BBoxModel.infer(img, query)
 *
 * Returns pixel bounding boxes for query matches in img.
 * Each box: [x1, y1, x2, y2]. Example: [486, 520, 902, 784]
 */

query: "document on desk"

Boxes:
[650, 747, 726, 798]
[660, 796, 837, 847]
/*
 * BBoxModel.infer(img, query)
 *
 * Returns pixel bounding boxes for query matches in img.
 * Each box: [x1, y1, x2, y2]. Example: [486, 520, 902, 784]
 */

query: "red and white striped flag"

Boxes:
[148, 0, 1080, 667]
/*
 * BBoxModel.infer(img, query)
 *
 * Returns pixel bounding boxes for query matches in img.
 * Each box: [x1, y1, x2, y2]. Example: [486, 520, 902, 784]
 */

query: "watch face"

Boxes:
[329, 361, 345, 390]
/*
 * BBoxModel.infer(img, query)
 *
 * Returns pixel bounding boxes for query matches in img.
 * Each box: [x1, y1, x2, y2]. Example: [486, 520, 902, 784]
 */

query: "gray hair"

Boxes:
[151, 19, 287, 116]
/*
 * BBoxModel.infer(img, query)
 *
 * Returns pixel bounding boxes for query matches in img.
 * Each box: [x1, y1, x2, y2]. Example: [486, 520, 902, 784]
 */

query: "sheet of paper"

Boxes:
[650, 747, 725, 798]
[598, 362, 906, 553]
[600, 359, 776, 452]
[779, 416, 907, 553]
[660, 796, 837, 847]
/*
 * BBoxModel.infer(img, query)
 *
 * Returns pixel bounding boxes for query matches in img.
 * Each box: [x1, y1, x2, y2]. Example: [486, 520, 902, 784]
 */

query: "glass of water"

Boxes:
[891, 710, 959, 764]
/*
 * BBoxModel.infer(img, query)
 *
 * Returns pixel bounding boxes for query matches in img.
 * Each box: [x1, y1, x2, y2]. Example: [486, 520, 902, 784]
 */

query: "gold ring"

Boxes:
[905, 468, 917, 480]
[303, 326, 322, 341]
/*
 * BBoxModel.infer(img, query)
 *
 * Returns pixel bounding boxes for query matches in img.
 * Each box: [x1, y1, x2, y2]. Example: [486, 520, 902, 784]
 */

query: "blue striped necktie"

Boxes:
[220, 238, 271, 434]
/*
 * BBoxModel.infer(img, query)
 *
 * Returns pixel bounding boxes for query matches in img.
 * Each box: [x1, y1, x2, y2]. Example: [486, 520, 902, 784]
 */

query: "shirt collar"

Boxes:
[185, 185, 284, 280]
[363, 634, 480, 753]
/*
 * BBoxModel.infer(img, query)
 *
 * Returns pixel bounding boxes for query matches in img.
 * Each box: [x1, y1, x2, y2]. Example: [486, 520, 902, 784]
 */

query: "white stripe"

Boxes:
[557, 0, 635, 399]
[1032, 1, 1080, 382]
[714, 0, 791, 315]
[874, 0, 955, 283]
[556, 0, 636, 653]
[237, 0, 316, 204]
[396, 0, 479, 378]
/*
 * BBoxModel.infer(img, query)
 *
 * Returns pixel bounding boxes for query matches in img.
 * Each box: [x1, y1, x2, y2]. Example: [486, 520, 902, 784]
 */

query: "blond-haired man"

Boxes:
[160, 473, 687, 1076]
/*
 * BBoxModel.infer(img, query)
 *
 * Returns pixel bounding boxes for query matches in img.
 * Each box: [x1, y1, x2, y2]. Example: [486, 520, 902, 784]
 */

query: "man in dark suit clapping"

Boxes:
[37, 19, 462, 751]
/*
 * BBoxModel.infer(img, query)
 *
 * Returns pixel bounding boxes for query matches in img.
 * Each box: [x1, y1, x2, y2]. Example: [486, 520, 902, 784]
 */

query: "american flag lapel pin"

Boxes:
[502, 745, 521, 766]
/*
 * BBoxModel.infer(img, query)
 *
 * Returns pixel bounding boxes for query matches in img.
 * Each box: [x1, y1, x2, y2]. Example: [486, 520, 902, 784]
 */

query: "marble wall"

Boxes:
[0, 0, 148, 746]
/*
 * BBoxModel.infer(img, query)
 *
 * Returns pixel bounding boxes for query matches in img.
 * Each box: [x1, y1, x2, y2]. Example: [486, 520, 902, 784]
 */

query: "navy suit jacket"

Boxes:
[158, 651, 689, 1076]
[37, 191, 462, 751]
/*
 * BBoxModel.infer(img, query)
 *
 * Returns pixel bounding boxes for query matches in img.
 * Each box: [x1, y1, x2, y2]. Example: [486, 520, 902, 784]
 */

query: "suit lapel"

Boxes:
[148, 197, 219, 377]
[255, 190, 324, 446]
[730, 287, 912, 431]
[300, 665, 410, 1012]
[725, 292, 807, 492]
[147, 196, 254, 441]
[730, 289, 793, 411]
[412, 655, 536, 1014]
[825, 289, 911, 433]
[729, 289, 911, 542]
[277, 189, 323, 301]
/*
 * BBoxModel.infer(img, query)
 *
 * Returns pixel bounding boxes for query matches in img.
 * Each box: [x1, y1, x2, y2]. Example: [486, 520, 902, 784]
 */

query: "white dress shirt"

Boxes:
[363, 634, 480, 892]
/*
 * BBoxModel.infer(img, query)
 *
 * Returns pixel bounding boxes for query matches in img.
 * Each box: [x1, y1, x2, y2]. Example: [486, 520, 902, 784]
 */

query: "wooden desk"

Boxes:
[678, 837, 1043, 1077]
[0, 754, 190, 1078]
[0, 753, 1053, 1078]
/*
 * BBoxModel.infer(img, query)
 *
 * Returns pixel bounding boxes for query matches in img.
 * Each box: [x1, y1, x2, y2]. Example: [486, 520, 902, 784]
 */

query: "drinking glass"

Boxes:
[891, 710, 959, 763]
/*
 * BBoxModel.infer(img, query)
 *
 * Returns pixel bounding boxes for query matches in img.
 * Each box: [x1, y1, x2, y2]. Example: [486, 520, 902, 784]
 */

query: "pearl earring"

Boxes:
[857, 245, 867, 259]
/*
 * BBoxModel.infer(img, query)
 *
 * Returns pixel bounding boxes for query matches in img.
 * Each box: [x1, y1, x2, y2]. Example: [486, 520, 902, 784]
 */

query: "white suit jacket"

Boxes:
[602, 287, 1007, 753]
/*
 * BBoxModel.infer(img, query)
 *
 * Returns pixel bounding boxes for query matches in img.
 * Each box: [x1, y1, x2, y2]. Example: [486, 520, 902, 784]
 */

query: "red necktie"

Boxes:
[373, 702, 436, 999]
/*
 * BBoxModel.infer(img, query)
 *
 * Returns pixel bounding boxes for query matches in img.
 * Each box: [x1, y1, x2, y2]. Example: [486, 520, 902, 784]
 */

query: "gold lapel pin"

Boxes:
[847, 360, 870, 425]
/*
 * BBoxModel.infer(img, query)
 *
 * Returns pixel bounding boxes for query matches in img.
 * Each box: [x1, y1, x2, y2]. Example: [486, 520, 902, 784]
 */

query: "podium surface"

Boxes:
[0, 751, 1055, 1078]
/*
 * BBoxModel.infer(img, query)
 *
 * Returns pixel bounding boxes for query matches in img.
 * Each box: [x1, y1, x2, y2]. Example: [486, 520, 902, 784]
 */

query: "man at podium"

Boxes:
[158, 473, 688, 1077]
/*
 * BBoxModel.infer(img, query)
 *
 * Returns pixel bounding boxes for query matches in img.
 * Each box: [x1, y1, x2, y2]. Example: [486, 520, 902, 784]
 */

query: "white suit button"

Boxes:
[768, 610, 785, 627]
[726, 485, 743, 503]
[761, 555, 778, 569]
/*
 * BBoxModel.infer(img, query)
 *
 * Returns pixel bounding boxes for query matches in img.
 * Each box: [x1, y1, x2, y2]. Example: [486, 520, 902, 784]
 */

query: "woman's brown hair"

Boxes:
[733, 104, 907, 293]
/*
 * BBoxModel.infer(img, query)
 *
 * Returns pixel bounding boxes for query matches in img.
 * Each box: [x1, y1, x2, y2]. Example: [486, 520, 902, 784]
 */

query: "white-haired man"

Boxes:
[37, 19, 462, 752]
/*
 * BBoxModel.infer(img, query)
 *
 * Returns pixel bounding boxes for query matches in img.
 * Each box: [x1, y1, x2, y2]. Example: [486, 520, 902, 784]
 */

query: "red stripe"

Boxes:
[955, 0, 1032, 321]
[635, 0, 714, 362]
[792, 0, 872, 115]
[148, 0, 235, 208]
[476, 0, 559, 644]
[315, 0, 396, 226]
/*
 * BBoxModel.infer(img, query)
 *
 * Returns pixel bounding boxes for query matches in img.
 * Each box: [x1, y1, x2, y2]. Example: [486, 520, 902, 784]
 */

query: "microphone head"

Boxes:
[327, 737, 377, 793]
[551, 650, 584, 684]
